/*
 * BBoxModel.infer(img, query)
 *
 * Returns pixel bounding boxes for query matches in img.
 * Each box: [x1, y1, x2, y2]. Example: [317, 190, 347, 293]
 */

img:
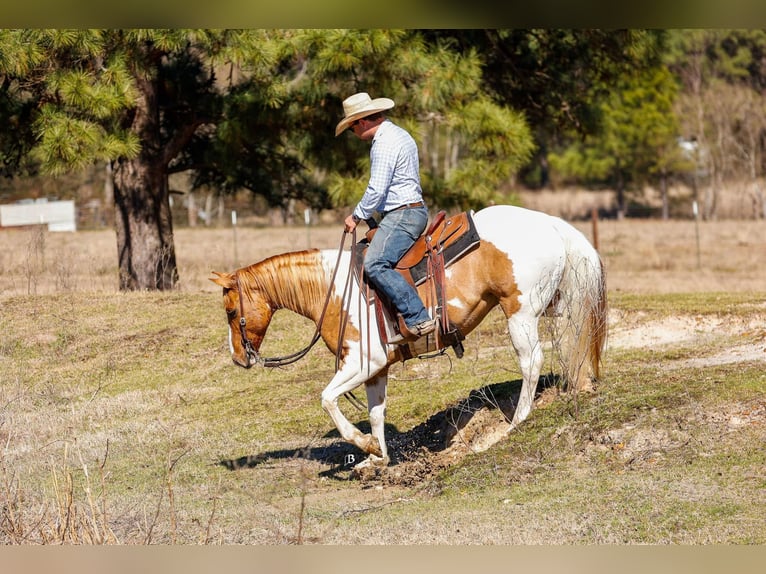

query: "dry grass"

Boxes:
[595, 218, 766, 294]
[1, 212, 765, 545]
[1, 215, 764, 296]
[0, 224, 343, 295]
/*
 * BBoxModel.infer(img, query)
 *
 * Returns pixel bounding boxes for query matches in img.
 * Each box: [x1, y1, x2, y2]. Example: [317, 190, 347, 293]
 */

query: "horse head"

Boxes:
[210, 270, 273, 368]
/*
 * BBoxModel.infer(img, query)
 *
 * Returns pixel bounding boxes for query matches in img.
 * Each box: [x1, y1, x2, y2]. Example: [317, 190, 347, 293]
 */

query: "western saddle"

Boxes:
[352, 210, 480, 359]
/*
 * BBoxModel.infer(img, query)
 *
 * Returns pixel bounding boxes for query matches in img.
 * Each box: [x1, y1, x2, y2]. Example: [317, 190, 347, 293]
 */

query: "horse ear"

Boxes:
[209, 271, 236, 289]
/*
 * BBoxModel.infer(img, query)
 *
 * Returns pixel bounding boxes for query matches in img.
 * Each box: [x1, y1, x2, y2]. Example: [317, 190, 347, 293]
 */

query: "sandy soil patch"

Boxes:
[607, 309, 766, 366]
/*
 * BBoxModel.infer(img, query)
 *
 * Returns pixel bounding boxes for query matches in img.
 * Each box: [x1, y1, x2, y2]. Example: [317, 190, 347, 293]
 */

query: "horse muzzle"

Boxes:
[233, 348, 262, 368]
[232, 356, 253, 369]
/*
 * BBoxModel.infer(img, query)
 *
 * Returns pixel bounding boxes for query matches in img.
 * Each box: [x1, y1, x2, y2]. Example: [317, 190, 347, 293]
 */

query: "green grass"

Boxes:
[610, 291, 766, 316]
[1, 289, 765, 544]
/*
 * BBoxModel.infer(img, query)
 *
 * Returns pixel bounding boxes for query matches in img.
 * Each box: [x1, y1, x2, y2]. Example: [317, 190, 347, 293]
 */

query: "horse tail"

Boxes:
[551, 219, 608, 390]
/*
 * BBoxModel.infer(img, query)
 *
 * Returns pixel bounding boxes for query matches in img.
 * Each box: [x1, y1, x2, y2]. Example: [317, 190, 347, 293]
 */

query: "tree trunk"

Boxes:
[112, 68, 178, 291]
[113, 156, 178, 290]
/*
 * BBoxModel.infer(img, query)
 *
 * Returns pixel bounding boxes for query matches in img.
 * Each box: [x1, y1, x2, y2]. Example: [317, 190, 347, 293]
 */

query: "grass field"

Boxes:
[0, 215, 765, 544]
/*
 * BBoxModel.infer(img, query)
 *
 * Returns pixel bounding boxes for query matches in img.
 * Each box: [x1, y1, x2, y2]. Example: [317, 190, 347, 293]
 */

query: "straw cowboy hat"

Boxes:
[335, 92, 395, 136]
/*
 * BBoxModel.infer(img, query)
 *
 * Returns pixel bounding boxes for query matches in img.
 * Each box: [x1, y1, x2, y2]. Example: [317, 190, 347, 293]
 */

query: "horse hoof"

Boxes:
[354, 454, 390, 470]
[361, 435, 383, 457]
[359, 454, 390, 468]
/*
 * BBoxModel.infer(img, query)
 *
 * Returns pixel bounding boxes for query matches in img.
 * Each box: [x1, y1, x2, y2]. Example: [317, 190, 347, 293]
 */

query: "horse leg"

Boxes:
[353, 368, 390, 469]
[320, 370, 384, 459]
[507, 312, 544, 430]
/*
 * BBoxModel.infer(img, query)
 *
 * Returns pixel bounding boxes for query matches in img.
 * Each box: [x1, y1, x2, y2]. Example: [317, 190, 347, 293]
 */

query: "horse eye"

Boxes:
[226, 308, 237, 320]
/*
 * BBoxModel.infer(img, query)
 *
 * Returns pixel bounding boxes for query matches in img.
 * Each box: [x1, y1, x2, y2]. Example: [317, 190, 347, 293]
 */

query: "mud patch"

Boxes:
[219, 381, 525, 486]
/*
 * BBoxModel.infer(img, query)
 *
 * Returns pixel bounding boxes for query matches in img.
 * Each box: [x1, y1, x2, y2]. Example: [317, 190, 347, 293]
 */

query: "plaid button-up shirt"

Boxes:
[353, 120, 423, 221]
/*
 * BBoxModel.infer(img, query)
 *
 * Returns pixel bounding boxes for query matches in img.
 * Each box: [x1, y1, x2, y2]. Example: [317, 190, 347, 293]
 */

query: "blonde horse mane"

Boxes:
[238, 250, 331, 313]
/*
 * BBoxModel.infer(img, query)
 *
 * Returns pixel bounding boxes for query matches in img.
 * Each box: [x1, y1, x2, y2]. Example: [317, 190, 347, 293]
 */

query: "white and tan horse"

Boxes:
[210, 205, 607, 468]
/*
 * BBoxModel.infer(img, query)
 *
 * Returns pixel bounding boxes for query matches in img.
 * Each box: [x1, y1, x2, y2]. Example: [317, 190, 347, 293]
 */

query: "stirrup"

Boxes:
[389, 316, 436, 344]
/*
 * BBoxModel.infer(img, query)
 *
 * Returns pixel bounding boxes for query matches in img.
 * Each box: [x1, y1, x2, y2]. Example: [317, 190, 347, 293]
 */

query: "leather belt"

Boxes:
[384, 201, 425, 215]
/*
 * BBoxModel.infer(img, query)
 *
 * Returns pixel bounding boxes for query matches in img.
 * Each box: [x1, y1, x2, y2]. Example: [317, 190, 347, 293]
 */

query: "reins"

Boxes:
[235, 230, 351, 369]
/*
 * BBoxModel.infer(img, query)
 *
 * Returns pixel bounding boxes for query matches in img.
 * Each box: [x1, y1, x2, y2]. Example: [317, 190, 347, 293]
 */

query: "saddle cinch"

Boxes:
[353, 210, 481, 359]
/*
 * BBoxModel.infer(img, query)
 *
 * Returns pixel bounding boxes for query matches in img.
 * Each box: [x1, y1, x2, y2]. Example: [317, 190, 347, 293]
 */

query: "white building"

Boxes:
[0, 199, 76, 232]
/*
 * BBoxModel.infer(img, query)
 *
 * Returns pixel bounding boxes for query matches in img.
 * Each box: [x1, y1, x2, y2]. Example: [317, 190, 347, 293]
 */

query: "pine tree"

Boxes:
[279, 29, 535, 211]
[0, 29, 283, 290]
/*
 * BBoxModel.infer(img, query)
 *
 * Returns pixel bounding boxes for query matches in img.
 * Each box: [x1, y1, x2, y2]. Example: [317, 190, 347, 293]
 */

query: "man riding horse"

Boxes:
[337, 92, 437, 343]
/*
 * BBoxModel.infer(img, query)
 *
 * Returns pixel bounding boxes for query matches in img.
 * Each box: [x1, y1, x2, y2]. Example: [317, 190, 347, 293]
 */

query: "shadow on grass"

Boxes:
[216, 441, 370, 477]
[218, 374, 561, 474]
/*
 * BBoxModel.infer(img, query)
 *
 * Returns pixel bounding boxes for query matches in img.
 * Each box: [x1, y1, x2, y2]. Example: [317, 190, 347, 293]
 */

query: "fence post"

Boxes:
[693, 201, 701, 269]
[232, 210, 238, 268]
[591, 207, 599, 252]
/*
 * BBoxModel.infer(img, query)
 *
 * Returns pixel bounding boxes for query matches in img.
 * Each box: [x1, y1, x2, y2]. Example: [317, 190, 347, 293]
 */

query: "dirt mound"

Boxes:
[351, 385, 522, 486]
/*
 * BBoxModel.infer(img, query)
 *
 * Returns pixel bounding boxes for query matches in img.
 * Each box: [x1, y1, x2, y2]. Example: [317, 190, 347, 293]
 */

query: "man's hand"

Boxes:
[344, 213, 358, 233]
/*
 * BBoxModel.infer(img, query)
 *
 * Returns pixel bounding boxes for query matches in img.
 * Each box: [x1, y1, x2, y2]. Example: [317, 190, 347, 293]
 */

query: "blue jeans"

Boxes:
[364, 206, 431, 328]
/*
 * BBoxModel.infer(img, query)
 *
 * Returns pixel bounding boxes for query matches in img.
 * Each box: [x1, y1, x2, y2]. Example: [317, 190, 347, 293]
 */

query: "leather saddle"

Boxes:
[352, 210, 480, 357]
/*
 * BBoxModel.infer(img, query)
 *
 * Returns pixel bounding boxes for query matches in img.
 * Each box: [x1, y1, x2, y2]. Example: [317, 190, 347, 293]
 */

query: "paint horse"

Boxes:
[210, 205, 607, 469]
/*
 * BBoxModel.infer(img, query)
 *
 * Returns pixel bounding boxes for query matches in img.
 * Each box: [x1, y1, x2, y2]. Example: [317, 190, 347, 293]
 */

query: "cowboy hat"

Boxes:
[335, 92, 395, 136]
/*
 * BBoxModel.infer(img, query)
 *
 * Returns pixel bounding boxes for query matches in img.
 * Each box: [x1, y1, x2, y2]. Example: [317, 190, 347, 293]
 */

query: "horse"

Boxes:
[210, 204, 607, 469]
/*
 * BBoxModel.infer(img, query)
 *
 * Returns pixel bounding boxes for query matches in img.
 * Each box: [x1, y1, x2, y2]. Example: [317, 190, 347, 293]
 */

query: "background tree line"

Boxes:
[1, 29, 764, 290]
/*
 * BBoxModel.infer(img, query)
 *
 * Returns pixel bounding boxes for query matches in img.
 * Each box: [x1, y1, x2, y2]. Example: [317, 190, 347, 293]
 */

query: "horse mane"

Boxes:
[239, 250, 329, 314]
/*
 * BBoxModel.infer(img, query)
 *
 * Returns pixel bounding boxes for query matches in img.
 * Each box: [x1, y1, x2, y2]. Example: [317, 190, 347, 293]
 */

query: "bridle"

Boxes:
[233, 230, 352, 369]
